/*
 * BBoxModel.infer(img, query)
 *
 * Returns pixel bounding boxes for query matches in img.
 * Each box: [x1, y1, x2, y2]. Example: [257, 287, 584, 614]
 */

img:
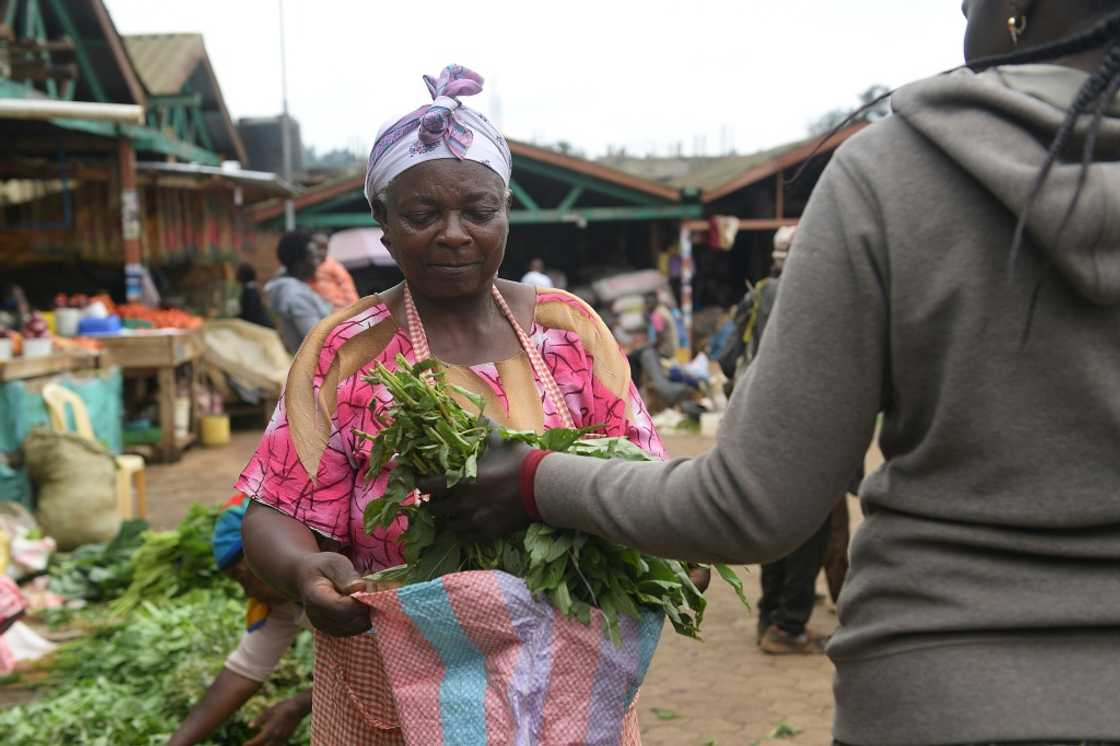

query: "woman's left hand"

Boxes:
[420, 431, 534, 539]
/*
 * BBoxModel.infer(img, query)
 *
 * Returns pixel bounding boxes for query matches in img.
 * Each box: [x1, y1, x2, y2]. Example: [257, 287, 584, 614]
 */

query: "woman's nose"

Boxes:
[438, 211, 471, 246]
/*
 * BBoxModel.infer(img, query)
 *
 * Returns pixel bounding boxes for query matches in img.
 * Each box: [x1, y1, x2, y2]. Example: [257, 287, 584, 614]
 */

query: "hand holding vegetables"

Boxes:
[358, 356, 749, 643]
[420, 428, 533, 538]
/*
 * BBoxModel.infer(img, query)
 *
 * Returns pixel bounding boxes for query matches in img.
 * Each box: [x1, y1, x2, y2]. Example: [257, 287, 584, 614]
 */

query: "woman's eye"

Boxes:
[405, 212, 435, 226]
[465, 209, 498, 223]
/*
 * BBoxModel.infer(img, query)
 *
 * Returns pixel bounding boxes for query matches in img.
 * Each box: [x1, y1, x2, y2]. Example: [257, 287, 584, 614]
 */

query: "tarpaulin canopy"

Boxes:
[328, 228, 395, 269]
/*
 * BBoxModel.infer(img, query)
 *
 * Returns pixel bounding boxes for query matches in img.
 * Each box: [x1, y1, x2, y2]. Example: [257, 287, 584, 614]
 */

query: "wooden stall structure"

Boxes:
[95, 330, 202, 463]
[0, 0, 297, 463]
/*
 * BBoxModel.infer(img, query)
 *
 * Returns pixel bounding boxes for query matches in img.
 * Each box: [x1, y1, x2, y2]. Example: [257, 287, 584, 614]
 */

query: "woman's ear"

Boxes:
[505, 189, 513, 212]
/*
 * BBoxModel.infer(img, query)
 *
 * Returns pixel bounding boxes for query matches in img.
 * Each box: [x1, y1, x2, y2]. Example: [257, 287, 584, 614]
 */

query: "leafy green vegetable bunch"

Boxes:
[110, 503, 234, 615]
[47, 519, 148, 602]
[357, 355, 749, 643]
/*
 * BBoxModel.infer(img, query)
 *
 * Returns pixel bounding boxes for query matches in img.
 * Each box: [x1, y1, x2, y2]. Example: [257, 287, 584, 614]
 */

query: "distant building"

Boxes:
[238, 115, 303, 175]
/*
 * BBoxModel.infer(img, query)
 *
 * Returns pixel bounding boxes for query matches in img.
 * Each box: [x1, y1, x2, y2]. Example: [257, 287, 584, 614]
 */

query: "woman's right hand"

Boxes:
[294, 552, 371, 636]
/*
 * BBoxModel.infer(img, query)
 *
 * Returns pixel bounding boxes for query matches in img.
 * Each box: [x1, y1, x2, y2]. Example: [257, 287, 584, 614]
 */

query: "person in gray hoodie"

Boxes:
[265, 231, 332, 355]
[424, 3, 1120, 744]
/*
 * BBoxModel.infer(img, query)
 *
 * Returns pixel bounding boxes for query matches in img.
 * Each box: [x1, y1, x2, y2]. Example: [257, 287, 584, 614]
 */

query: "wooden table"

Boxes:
[0, 349, 107, 383]
[95, 329, 203, 463]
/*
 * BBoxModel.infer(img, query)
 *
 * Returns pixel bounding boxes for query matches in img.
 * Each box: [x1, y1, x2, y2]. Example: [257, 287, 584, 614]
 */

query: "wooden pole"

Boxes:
[118, 137, 142, 301]
[678, 223, 693, 359]
[775, 170, 785, 220]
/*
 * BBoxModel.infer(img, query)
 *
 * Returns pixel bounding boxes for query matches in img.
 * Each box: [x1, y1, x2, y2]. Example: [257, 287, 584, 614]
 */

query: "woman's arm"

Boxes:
[242, 502, 370, 636]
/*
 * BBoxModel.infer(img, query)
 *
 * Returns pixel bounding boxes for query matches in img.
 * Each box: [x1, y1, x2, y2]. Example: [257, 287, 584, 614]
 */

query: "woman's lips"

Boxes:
[428, 262, 482, 274]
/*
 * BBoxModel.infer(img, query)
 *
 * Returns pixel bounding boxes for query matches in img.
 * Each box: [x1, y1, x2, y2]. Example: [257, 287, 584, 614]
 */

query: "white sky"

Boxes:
[104, 0, 968, 159]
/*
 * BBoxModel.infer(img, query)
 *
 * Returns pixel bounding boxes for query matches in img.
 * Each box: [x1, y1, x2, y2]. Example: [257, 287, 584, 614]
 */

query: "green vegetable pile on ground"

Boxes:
[47, 519, 148, 602]
[111, 503, 233, 614]
[1, 506, 313, 746]
[360, 355, 750, 642]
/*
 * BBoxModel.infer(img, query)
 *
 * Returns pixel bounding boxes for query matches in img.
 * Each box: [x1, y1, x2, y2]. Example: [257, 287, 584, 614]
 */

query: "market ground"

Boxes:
[146, 426, 882, 746]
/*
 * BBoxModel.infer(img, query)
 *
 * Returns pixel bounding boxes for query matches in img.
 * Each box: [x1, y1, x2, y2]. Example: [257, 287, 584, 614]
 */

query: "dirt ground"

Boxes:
[139, 426, 880, 746]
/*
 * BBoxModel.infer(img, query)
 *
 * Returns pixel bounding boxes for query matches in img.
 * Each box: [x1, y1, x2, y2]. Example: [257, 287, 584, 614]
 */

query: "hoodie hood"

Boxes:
[892, 66, 1120, 305]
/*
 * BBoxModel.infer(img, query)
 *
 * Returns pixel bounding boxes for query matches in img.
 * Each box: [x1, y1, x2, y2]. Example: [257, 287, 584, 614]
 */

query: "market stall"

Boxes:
[94, 329, 203, 463]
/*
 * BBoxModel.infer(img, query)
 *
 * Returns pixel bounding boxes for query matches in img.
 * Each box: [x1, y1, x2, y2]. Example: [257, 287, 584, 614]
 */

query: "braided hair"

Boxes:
[971, 9, 1120, 341]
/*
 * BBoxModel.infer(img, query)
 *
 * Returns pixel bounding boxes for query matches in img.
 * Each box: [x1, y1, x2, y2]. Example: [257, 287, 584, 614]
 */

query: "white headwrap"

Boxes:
[364, 65, 512, 204]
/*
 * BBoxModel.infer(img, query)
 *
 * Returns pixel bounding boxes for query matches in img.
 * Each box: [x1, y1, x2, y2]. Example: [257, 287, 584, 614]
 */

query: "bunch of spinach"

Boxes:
[359, 355, 749, 642]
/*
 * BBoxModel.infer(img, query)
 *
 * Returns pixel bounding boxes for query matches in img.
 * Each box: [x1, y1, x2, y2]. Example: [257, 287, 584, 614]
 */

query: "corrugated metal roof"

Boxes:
[601, 123, 868, 201]
[123, 33, 205, 95]
[602, 140, 813, 192]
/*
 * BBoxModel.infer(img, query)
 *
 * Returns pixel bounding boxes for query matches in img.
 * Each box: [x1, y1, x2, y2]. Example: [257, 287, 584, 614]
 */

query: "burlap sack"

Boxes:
[23, 428, 119, 550]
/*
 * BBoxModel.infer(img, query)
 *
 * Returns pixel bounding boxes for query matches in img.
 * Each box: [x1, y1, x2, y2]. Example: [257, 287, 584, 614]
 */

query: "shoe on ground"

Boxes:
[758, 626, 828, 655]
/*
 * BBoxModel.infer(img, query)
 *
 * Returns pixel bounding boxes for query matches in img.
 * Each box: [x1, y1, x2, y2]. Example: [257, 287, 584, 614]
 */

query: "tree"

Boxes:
[808, 83, 892, 136]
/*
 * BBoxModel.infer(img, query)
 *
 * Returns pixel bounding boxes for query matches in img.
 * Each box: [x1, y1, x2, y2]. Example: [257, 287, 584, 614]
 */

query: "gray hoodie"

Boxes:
[535, 66, 1120, 745]
[265, 273, 332, 355]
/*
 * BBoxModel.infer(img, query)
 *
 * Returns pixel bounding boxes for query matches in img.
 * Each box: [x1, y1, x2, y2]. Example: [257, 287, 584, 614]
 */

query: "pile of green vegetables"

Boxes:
[360, 356, 749, 642]
[1, 505, 313, 746]
[46, 519, 147, 602]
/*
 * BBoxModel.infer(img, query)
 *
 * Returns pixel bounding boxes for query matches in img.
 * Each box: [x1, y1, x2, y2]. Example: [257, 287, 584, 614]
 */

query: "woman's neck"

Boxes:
[409, 284, 499, 333]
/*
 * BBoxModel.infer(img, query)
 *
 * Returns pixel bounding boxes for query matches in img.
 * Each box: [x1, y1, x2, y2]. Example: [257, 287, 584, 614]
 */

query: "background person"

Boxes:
[265, 231, 332, 354]
[167, 495, 309, 746]
[520, 257, 552, 288]
[309, 231, 360, 309]
[425, 4, 1120, 743]
[236, 264, 273, 328]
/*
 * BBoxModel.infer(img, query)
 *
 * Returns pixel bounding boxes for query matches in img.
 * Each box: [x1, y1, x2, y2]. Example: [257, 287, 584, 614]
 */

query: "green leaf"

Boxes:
[768, 721, 801, 738]
[549, 581, 574, 616]
[650, 707, 681, 721]
[414, 531, 462, 581]
[713, 564, 751, 611]
[544, 533, 573, 563]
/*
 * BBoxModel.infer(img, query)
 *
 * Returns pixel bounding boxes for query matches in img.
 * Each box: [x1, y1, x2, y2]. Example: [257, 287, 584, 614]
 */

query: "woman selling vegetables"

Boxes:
[238, 64, 664, 744]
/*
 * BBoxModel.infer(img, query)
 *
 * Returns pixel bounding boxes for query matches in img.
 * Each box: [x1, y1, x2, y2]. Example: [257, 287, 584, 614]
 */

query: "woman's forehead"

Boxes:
[390, 159, 505, 201]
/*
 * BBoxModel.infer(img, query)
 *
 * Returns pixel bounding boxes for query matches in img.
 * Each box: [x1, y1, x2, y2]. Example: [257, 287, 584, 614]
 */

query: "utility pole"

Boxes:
[279, 0, 294, 229]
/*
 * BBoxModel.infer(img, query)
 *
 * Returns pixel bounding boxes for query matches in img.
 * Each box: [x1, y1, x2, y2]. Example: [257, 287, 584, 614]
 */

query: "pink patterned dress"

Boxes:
[235, 288, 664, 743]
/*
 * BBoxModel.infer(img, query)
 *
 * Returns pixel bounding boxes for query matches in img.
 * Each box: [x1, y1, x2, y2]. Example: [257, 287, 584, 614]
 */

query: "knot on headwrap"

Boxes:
[416, 65, 483, 157]
[364, 64, 512, 203]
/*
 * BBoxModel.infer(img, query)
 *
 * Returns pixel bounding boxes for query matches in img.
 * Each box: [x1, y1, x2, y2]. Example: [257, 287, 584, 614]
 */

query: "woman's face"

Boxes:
[375, 159, 509, 302]
[962, 0, 1015, 63]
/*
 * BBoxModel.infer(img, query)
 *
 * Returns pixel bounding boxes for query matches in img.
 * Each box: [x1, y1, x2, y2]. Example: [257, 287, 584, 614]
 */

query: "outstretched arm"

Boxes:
[429, 155, 886, 564]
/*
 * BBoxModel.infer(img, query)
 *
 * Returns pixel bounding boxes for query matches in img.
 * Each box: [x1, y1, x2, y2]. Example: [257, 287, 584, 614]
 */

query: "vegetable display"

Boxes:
[47, 519, 148, 602]
[110, 503, 231, 615]
[0, 590, 312, 746]
[359, 355, 749, 642]
[1, 506, 313, 746]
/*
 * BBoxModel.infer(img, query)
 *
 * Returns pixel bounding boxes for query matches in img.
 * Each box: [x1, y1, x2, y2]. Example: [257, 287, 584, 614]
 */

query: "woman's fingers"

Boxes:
[297, 553, 372, 636]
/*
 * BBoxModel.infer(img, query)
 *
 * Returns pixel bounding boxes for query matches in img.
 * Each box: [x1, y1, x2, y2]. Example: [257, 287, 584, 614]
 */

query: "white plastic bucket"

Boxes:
[55, 308, 81, 338]
[22, 338, 52, 358]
